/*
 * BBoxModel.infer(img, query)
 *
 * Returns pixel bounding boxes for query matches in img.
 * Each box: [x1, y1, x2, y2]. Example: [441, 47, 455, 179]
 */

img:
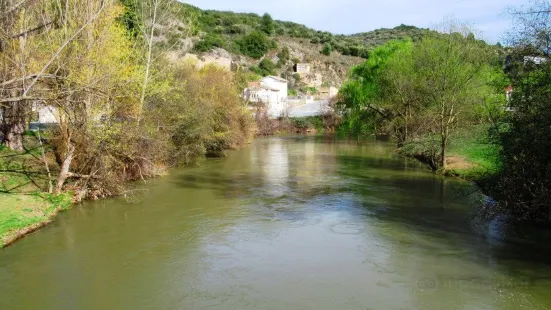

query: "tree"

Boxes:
[491, 0, 551, 220]
[0, 0, 110, 151]
[412, 22, 492, 169]
[337, 40, 412, 137]
[380, 41, 426, 144]
[237, 31, 270, 59]
[193, 33, 224, 52]
[321, 43, 332, 56]
[277, 46, 290, 65]
[258, 59, 276, 76]
[337, 25, 500, 170]
[261, 13, 274, 35]
[506, 0, 551, 55]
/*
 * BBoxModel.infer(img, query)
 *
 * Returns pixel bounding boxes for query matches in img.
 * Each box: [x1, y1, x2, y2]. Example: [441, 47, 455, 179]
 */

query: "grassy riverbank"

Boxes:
[0, 146, 73, 247]
[444, 125, 501, 181]
[0, 193, 71, 247]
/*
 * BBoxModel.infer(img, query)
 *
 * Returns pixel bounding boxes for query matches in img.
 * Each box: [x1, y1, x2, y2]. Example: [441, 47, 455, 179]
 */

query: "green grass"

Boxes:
[0, 193, 71, 247]
[446, 124, 501, 180]
[0, 146, 71, 247]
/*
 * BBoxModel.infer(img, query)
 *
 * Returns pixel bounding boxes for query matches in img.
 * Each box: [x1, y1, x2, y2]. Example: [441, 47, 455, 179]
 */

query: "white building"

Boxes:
[295, 63, 311, 75]
[524, 56, 547, 65]
[318, 86, 339, 100]
[244, 76, 288, 117]
[33, 104, 58, 124]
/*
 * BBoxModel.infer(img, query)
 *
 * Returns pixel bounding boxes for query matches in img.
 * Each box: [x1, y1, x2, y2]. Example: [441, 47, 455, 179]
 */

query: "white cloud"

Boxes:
[180, 0, 526, 43]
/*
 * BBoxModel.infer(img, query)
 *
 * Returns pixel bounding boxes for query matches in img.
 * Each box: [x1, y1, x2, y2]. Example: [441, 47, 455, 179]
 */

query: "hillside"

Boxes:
[145, 2, 473, 92]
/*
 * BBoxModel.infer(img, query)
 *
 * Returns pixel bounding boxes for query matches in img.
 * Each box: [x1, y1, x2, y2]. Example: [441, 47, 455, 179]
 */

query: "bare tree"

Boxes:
[506, 0, 551, 55]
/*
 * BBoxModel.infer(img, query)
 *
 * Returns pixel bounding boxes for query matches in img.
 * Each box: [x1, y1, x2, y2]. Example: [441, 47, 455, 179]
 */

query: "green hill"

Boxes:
[171, 3, 433, 58]
[136, 1, 498, 91]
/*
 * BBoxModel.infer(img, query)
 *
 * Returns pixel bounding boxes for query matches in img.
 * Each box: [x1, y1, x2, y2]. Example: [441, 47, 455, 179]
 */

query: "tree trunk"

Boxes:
[440, 127, 448, 170]
[54, 141, 75, 194]
[2, 101, 26, 151]
[137, 0, 159, 124]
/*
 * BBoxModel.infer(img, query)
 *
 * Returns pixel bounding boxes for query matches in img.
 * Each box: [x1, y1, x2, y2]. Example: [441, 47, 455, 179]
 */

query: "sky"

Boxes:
[180, 0, 528, 44]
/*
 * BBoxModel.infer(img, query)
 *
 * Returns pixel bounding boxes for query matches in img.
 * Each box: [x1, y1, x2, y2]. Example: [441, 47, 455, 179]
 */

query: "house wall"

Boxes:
[243, 76, 289, 118]
[260, 77, 288, 117]
[296, 63, 311, 74]
[329, 87, 338, 98]
[35, 105, 58, 124]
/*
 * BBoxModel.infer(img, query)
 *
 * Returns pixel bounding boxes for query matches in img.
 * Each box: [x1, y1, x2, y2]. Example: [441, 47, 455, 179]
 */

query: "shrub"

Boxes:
[321, 43, 332, 56]
[194, 34, 225, 52]
[258, 59, 276, 76]
[237, 31, 271, 59]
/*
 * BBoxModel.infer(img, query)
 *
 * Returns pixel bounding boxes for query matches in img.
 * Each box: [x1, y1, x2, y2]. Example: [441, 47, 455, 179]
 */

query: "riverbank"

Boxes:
[0, 125, 497, 248]
[4, 135, 550, 310]
[0, 146, 73, 248]
[444, 125, 501, 181]
[0, 193, 72, 248]
[397, 124, 501, 186]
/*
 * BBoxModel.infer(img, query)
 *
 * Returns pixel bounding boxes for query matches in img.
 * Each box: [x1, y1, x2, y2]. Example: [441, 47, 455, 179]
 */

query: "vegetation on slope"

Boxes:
[0, 0, 255, 245]
[337, 0, 551, 223]
[177, 3, 435, 59]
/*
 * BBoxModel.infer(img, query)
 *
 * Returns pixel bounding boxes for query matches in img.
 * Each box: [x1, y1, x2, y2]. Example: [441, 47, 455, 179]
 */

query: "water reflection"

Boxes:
[0, 135, 551, 310]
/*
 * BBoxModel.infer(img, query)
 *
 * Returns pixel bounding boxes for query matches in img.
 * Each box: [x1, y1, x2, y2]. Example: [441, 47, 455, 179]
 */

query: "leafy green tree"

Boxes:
[495, 56, 551, 220]
[118, 0, 141, 37]
[413, 25, 493, 169]
[278, 47, 290, 61]
[258, 59, 277, 76]
[237, 31, 271, 59]
[337, 40, 412, 137]
[489, 0, 551, 221]
[276, 47, 290, 67]
[261, 13, 275, 35]
[338, 28, 500, 170]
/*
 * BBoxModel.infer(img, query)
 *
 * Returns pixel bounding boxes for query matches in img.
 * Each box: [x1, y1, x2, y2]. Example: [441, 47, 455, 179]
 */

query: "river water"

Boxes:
[1, 135, 551, 310]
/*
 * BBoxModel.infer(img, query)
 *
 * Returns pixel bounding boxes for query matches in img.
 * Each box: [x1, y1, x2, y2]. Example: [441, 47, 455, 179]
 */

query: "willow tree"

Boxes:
[412, 23, 493, 169]
[337, 40, 412, 137]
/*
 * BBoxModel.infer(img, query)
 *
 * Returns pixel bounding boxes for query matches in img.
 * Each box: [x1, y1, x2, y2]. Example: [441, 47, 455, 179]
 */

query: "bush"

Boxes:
[277, 47, 290, 62]
[321, 43, 332, 56]
[258, 59, 276, 76]
[149, 63, 255, 164]
[194, 34, 225, 52]
[237, 31, 271, 59]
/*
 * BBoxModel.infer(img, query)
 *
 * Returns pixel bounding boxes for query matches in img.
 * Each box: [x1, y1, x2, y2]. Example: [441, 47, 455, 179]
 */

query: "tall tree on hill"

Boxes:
[261, 13, 274, 35]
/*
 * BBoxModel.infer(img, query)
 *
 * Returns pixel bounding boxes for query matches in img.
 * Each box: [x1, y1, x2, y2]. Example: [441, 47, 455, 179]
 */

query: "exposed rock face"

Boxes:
[164, 36, 363, 89]
[170, 48, 235, 70]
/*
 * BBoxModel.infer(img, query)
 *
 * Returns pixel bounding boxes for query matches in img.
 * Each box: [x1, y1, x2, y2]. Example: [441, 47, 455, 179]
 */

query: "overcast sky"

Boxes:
[180, 0, 527, 44]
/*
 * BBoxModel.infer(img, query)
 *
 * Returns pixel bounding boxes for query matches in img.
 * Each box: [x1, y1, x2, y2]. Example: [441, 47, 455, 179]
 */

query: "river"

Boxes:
[1, 135, 551, 310]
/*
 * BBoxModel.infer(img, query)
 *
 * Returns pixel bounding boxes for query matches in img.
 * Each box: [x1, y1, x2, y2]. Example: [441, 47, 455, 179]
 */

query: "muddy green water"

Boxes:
[1, 135, 551, 310]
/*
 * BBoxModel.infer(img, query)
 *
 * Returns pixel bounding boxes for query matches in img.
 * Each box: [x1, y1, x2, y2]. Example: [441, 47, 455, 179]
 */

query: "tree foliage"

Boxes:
[236, 31, 272, 59]
[337, 22, 505, 170]
[261, 13, 275, 35]
[0, 0, 255, 199]
[489, 0, 551, 221]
